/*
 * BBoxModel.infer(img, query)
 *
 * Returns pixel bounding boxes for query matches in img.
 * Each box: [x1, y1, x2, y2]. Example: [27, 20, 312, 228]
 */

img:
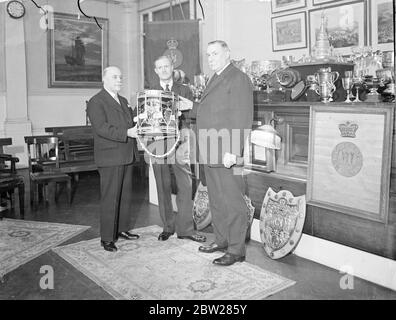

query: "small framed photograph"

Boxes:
[271, 0, 306, 14]
[307, 105, 393, 223]
[272, 12, 307, 51]
[371, 0, 394, 52]
[309, 1, 367, 56]
[47, 12, 108, 88]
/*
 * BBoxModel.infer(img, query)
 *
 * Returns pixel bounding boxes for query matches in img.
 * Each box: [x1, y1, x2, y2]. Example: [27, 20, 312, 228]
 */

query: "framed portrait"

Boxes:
[272, 12, 307, 51]
[370, 0, 394, 52]
[307, 105, 394, 223]
[309, 1, 367, 56]
[47, 12, 108, 88]
[271, 0, 306, 14]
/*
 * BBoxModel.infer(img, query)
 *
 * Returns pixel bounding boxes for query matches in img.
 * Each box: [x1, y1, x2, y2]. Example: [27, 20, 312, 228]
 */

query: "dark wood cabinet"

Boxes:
[246, 92, 396, 259]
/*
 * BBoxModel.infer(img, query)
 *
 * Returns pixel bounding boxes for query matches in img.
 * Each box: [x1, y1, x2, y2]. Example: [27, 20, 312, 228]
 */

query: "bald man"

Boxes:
[87, 66, 140, 252]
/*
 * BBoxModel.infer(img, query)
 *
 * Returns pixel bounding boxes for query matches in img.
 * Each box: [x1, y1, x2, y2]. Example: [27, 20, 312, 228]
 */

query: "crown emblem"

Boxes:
[338, 121, 358, 138]
[166, 38, 179, 50]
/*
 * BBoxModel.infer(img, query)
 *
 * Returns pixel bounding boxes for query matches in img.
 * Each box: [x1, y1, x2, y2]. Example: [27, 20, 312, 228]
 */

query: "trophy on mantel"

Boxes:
[190, 74, 208, 102]
[311, 11, 336, 62]
[314, 67, 339, 103]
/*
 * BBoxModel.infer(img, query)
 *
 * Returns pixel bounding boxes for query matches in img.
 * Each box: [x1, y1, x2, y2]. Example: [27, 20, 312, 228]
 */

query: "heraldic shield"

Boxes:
[192, 182, 255, 234]
[260, 188, 306, 259]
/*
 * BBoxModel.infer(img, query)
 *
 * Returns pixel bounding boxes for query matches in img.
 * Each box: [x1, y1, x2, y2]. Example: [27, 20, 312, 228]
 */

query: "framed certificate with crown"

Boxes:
[307, 105, 394, 223]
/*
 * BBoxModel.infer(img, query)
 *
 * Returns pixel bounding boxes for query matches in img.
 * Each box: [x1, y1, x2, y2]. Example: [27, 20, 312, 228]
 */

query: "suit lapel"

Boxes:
[119, 96, 132, 123]
[101, 89, 131, 122]
[200, 64, 234, 101]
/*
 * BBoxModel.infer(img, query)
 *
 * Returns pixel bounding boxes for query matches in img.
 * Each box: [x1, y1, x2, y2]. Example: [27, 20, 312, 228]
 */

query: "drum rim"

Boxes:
[137, 89, 180, 99]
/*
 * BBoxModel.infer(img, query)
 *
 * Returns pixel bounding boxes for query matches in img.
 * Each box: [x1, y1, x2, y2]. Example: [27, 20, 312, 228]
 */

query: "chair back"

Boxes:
[0, 138, 13, 171]
[24, 135, 61, 173]
[61, 128, 94, 161]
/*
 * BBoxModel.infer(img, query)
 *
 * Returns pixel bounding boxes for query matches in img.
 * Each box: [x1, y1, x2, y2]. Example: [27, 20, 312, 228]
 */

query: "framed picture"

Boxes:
[371, 0, 394, 52]
[272, 12, 307, 51]
[47, 12, 108, 88]
[309, 1, 367, 56]
[307, 105, 394, 223]
[312, 0, 345, 5]
[271, 0, 306, 14]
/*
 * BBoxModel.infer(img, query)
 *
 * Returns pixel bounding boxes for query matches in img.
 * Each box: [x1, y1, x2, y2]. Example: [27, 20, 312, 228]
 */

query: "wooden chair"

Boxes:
[25, 136, 72, 209]
[0, 149, 25, 218]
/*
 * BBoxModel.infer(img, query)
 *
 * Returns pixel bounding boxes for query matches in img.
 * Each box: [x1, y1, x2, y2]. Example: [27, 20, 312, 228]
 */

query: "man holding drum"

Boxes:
[87, 66, 140, 252]
[148, 55, 206, 243]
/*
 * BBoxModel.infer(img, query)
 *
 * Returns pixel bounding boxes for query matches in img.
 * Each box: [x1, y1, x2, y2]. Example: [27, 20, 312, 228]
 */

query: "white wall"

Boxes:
[224, 0, 308, 62]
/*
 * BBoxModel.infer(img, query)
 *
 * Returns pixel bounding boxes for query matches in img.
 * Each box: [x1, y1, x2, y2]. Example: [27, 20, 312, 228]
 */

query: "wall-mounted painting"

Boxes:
[272, 12, 307, 51]
[271, 0, 306, 14]
[309, 1, 367, 56]
[371, 0, 394, 52]
[47, 13, 108, 88]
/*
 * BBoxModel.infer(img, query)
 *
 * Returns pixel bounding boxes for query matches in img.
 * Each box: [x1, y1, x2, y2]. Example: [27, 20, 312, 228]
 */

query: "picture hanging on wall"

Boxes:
[370, 0, 394, 52]
[47, 12, 108, 88]
[272, 12, 307, 51]
[307, 105, 393, 223]
[309, 0, 367, 56]
[271, 0, 306, 14]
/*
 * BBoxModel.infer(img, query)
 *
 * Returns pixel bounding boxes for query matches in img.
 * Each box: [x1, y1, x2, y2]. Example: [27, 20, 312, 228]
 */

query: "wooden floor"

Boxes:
[1, 169, 395, 300]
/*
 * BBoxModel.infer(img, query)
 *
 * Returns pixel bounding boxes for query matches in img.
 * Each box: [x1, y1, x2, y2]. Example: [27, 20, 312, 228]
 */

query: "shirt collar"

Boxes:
[216, 62, 231, 76]
[160, 79, 173, 91]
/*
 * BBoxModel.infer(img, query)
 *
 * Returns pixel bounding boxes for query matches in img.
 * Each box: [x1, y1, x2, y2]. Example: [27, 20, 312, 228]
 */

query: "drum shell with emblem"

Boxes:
[136, 90, 180, 138]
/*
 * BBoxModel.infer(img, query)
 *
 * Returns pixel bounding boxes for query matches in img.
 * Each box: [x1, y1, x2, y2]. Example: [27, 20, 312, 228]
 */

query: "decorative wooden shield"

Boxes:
[260, 188, 306, 259]
[192, 182, 255, 231]
[192, 182, 211, 231]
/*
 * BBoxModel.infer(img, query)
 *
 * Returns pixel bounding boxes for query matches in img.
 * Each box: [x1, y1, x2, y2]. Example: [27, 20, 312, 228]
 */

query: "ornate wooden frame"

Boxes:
[307, 105, 394, 223]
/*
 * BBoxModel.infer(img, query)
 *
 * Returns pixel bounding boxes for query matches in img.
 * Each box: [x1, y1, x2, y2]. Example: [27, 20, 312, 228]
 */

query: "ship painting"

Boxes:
[49, 13, 108, 88]
[64, 36, 86, 66]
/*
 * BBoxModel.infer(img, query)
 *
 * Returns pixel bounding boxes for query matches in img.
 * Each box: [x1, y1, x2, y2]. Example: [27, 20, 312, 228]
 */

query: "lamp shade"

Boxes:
[251, 124, 281, 150]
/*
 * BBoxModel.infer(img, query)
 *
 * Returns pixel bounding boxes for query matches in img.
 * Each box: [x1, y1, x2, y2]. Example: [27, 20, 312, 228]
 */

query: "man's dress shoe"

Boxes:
[158, 231, 174, 241]
[198, 242, 226, 253]
[213, 253, 245, 266]
[101, 241, 117, 252]
[118, 231, 140, 240]
[177, 234, 207, 243]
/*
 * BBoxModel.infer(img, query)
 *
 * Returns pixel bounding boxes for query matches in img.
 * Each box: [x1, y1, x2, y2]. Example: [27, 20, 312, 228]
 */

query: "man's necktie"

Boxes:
[114, 95, 120, 104]
[165, 84, 170, 92]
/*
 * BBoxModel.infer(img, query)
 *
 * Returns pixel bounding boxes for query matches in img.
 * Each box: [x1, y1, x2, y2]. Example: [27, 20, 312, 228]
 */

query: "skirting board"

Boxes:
[251, 219, 396, 291]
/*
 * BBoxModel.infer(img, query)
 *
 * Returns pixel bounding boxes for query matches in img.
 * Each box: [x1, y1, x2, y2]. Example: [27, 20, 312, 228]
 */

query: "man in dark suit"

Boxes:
[148, 55, 206, 243]
[87, 66, 140, 252]
[189, 41, 253, 266]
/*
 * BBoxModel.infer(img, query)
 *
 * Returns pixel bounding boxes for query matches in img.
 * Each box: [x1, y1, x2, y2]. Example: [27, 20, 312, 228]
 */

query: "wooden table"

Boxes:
[45, 125, 91, 135]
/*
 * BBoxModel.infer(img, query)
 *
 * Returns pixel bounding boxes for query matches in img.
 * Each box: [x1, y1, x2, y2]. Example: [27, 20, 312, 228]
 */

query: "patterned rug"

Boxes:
[53, 225, 295, 300]
[0, 218, 90, 278]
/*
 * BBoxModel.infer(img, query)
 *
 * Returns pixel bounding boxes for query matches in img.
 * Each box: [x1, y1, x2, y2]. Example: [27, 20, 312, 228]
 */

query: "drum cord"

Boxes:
[136, 132, 181, 159]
